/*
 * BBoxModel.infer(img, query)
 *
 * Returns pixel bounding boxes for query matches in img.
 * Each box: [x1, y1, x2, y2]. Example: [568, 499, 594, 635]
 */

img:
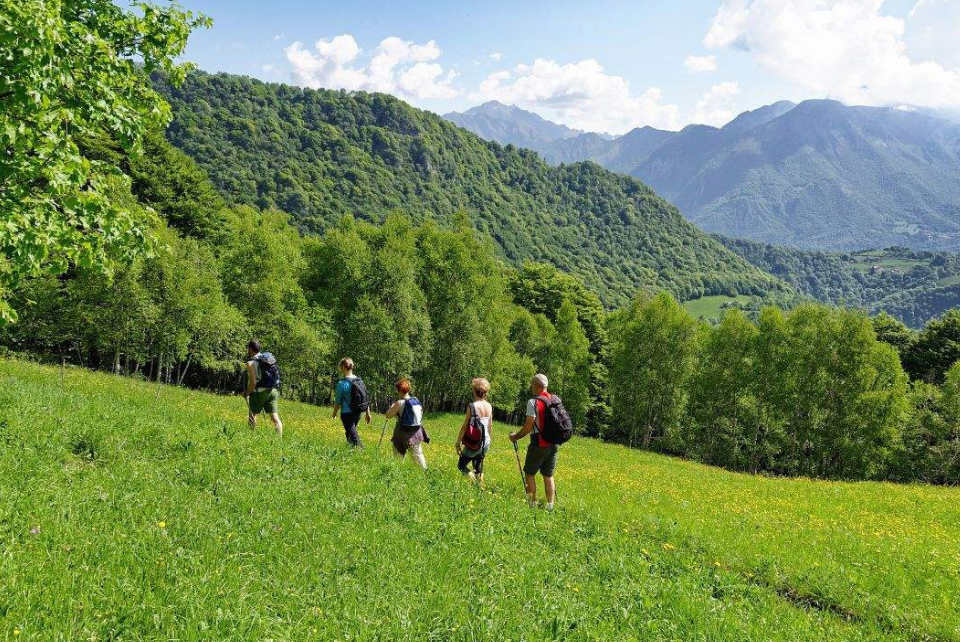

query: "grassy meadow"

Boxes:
[2, 359, 959, 641]
[681, 295, 754, 320]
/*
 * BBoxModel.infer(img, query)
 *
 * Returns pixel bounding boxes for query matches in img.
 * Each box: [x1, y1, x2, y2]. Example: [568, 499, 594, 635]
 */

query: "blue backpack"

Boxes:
[399, 397, 423, 428]
[254, 352, 280, 389]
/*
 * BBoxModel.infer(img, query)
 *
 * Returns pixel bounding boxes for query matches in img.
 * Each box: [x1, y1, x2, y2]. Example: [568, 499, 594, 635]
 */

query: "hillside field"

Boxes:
[2, 360, 959, 641]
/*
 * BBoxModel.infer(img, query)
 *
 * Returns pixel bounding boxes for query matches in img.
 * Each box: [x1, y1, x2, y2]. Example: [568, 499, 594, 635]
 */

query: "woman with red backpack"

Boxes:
[384, 378, 430, 469]
[456, 378, 493, 486]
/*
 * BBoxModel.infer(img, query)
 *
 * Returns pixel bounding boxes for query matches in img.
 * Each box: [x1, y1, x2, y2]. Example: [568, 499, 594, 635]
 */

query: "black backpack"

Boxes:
[349, 377, 370, 412]
[539, 394, 574, 445]
[254, 352, 280, 389]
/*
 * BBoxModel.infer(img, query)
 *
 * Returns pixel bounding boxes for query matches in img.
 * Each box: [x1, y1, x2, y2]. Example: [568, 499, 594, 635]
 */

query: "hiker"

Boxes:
[332, 357, 371, 447]
[244, 340, 283, 436]
[509, 373, 573, 510]
[385, 378, 429, 469]
[456, 377, 493, 485]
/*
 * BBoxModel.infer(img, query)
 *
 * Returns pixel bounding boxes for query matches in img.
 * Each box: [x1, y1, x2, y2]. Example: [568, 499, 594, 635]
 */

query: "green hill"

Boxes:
[717, 236, 960, 326]
[154, 71, 786, 307]
[3, 360, 959, 640]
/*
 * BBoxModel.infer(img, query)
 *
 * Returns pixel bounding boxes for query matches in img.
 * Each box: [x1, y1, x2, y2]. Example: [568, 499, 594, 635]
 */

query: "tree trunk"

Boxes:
[177, 357, 192, 386]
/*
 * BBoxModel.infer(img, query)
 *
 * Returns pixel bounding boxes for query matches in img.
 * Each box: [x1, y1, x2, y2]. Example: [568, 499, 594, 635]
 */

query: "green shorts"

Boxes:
[524, 442, 559, 477]
[248, 388, 279, 415]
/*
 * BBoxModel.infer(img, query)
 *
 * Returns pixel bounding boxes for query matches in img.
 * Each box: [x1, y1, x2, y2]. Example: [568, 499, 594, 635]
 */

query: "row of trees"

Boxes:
[607, 294, 960, 483]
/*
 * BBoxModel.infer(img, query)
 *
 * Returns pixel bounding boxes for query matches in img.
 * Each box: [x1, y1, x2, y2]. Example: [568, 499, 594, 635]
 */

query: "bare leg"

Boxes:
[476, 473, 485, 489]
[525, 474, 537, 507]
[248, 411, 257, 430]
[270, 413, 283, 437]
[544, 476, 556, 509]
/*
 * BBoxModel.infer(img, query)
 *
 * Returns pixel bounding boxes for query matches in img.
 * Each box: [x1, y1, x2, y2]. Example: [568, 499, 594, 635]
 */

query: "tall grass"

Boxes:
[1, 360, 957, 640]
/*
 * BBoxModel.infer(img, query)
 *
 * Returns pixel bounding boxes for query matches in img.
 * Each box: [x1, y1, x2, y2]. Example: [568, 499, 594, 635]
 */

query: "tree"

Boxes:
[608, 292, 699, 451]
[771, 305, 909, 479]
[0, 0, 210, 322]
[510, 262, 609, 435]
[687, 310, 760, 469]
[303, 215, 430, 407]
[872, 313, 914, 367]
[220, 207, 330, 397]
[904, 310, 960, 383]
[550, 300, 592, 428]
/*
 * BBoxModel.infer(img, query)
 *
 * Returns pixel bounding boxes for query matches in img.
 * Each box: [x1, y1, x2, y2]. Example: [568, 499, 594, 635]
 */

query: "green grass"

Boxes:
[849, 251, 923, 272]
[2, 359, 959, 641]
[938, 274, 960, 287]
[682, 295, 753, 319]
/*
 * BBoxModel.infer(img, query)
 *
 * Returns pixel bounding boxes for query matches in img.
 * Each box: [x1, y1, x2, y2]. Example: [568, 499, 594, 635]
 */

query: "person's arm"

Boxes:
[331, 382, 342, 418]
[455, 406, 471, 454]
[510, 415, 535, 443]
[365, 406, 372, 424]
[244, 362, 256, 398]
[384, 400, 402, 419]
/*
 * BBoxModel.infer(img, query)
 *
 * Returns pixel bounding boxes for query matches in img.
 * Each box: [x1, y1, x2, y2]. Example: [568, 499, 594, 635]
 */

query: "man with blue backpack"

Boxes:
[244, 340, 283, 437]
[509, 373, 574, 510]
[332, 357, 371, 447]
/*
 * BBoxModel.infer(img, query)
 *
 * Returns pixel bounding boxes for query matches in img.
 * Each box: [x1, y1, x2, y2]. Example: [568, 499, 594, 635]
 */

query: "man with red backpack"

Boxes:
[509, 373, 573, 510]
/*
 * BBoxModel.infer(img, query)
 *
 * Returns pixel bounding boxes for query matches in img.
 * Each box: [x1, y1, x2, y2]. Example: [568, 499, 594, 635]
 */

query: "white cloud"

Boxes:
[684, 54, 718, 72]
[705, 0, 960, 109]
[472, 58, 681, 133]
[284, 34, 461, 101]
[489, 52, 504, 61]
[262, 64, 276, 73]
[691, 81, 741, 126]
[273, 33, 286, 42]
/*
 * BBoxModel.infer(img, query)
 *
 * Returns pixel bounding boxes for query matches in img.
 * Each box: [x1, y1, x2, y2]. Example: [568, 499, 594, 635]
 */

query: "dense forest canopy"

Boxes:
[718, 236, 960, 327]
[154, 71, 787, 308]
[0, 0, 209, 323]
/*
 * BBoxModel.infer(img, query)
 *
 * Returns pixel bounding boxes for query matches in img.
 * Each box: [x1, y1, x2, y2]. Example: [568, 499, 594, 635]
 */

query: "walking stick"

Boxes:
[512, 441, 526, 496]
[377, 417, 389, 450]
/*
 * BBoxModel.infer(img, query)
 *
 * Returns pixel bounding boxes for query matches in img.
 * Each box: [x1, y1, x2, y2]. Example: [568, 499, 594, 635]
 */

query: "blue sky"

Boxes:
[177, 0, 960, 134]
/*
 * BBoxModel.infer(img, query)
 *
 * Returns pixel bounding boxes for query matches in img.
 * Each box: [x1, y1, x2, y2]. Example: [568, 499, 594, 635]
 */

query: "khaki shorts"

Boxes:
[524, 442, 558, 477]
[249, 388, 279, 415]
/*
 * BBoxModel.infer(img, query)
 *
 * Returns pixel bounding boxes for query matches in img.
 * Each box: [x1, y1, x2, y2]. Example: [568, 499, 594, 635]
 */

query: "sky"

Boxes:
[176, 0, 960, 134]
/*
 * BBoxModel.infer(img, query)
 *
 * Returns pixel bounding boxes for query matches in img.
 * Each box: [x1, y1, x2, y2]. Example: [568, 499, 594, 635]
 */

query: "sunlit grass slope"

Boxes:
[1, 360, 958, 641]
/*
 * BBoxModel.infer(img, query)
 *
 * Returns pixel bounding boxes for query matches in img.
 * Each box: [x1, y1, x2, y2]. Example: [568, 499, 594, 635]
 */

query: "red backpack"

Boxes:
[462, 403, 486, 451]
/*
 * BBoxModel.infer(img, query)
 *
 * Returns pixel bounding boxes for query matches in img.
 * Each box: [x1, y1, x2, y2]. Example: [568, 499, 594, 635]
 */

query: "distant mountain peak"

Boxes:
[721, 100, 797, 133]
[443, 101, 583, 148]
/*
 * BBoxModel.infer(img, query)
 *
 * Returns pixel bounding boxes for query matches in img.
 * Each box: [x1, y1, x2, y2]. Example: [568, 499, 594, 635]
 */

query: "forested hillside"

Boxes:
[154, 71, 786, 306]
[448, 99, 960, 252]
[718, 236, 960, 327]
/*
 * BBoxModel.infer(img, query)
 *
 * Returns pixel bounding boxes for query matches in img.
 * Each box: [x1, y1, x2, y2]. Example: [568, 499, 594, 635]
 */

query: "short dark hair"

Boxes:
[247, 340, 262, 353]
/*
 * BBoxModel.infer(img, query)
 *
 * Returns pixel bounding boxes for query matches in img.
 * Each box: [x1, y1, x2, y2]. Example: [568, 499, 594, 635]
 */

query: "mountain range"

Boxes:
[155, 72, 784, 307]
[444, 100, 960, 252]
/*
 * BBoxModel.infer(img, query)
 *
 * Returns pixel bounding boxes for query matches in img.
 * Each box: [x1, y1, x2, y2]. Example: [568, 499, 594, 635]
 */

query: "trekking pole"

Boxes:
[377, 417, 389, 450]
[512, 441, 526, 496]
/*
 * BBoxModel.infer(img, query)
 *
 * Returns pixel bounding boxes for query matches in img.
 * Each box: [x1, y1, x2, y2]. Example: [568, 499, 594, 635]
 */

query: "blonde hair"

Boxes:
[339, 357, 354, 371]
[471, 377, 490, 398]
